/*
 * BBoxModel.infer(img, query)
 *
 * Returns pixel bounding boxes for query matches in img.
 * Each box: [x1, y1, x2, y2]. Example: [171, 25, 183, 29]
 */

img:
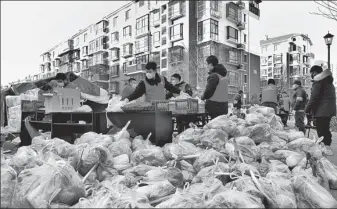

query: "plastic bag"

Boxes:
[108, 139, 132, 157]
[73, 105, 92, 112]
[143, 167, 184, 188]
[287, 129, 305, 142]
[10, 146, 43, 174]
[122, 164, 157, 176]
[131, 147, 167, 166]
[292, 175, 337, 208]
[199, 129, 228, 150]
[163, 142, 200, 160]
[106, 95, 127, 112]
[136, 180, 176, 202]
[193, 149, 227, 172]
[268, 160, 291, 175]
[5, 96, 21, 108]
[113, 154, 132, 171]
[75, 132, 113, 148]
[156, 187, 205, 208]
[245, 113, 266, 126]
[1, 163, 17, 208]
[175, 125, 204, 145]
[192, 162, 230, 184]
[317, 157, 337, 189]
[11, 156, 86, 208]
[204, 115, 239, 137]
[248, 123, 273, 145]
[286, 137, 315, 151]
[206, 189, 264, 208]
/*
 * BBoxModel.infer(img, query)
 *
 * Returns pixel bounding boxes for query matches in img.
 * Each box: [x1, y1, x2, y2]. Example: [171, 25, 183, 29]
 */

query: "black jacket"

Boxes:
[305, 70, 336, 117]
[166, 81, 193, 100]
[233, 94, 242, 109]
[127, 73, 181, 101]
[201, 64, 227, 100]
[292, 86, 307, 111]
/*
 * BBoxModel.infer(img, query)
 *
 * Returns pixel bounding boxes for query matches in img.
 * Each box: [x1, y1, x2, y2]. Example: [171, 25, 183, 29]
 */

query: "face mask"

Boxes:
[146, 73, 155, 79]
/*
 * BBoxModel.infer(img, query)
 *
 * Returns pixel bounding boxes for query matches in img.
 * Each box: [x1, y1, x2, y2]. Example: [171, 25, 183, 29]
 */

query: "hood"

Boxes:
[210, 64, 227, 77]
[313, 70, 334, 84]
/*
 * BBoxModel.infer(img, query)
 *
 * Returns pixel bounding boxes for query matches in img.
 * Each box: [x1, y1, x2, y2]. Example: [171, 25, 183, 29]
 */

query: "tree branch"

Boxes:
[311, 0, 337, 22]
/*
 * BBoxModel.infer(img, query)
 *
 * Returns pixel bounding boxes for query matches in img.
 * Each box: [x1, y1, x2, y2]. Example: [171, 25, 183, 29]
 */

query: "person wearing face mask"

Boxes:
[166, 73, 193, 100]
[291, 80, 307, 134]
[121, 78, 138, 100]
[305, 65, 336, 156]
[124, 61, 182, 103]
[201, 55, 229, 119]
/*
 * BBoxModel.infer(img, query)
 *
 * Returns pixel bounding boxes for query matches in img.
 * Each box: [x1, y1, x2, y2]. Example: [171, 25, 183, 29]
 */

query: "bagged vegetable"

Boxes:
[10, 146, 43, 174]
[248, 124, 273, 144]
[268, 160, 291, 175]
[292, 175, 337, 208]
[163, 142, 200, 160]
[192, 162, 230, 184]
[1, 162, 17, 208]
[175, 125, 204, 145]
[155, 188, 205, 208]
[143, 167, 184, 188]
[122, 164, 157, 176]
[11, 156, 85, 208]
[287, 129, 305, 142]
[317, 157, 337, 189]
[136, 180, 176, 202]
[73, 105, 92, 112]
[113, 154, 132, 171]
[193, 149, 227, 172]
[108, 139, 132, 157]
[131, 147, 167, 166]
[206, 189, 265, 208]
[199, 128, 228, 150]
[245, 113, 266, 126]
[204, 115, 239, 137]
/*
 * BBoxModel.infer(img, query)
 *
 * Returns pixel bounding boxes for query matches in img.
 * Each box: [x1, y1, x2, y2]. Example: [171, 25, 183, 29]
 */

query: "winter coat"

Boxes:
[305, 70, 336, 117]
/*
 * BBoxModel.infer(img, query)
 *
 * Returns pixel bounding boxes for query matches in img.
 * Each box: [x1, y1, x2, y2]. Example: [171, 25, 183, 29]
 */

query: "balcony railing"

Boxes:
[198, 33, 219, 43]
[210, 9, 221, 19]
[237, 21, 245, 30]
[237, 1, 245, 9]
[237, 43, 246, 50]
[227, 37, 238, 45]
[249, 3, 260, 17]
[168, 1, 185, 21]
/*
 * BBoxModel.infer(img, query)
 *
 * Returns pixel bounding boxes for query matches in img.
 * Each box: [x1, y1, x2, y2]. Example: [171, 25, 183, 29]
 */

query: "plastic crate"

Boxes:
[43, 88, 81, 113]
[152, 100, 170, 111]
[173, 99, 199, 114]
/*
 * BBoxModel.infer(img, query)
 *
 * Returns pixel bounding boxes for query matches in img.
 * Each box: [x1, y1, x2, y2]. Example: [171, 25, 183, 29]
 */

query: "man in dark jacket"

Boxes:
[305, 65, 336, 156]
[122, 78, 137, 100]
[292, 80, 307, 134]
[166, 73, 193, 99]
[234, 90, 243, 110]
[201, 56, 228, 119]
[125, 62, 182, 102]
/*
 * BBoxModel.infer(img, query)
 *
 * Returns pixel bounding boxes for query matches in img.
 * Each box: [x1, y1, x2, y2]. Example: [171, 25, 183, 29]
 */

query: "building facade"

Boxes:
[36, 0, 262, 101]
[260, 33, 315, 94]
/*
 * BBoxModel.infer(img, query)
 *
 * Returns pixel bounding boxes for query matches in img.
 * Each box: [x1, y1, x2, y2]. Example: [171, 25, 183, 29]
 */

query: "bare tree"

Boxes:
[310, 0, 337, 22]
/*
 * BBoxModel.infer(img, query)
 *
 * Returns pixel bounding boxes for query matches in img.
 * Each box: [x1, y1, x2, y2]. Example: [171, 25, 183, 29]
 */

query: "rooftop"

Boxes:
[260, 33, 313, 46]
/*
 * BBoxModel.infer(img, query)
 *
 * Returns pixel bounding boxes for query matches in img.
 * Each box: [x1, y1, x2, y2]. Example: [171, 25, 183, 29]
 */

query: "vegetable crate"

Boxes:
[172, 99, 199, 114]
[152, 100, 170, 112]
[43, 88, 81, 113]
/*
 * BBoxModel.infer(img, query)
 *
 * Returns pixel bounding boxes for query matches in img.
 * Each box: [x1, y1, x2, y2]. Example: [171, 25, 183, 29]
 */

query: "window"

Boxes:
[110, 49, 119, 60]
[197, 1, 206, 18]
[84, 33, 87, 42]
[227, 3, 238, 20]
[244, 54, 247, 63]
[274, 44, 278, 51]
[292, 37, 296, 41]
[135, 54, 149, 64]
[210, 1, 219, 11]
[139, 0, 144, 7]
[210, 19, 218, 40]
[227, 26, 238, 40]
[162, 27, 167, 35]
[76, 37, 79, 46]
[303, 45, 306, 53]
[110, 65, 120, 77]
[169, 23, 183, 41]
[244, 14, 247, 22]
[273, 67, 281, 75]
[135, 36, 149, 54]
[123, 26, 132, 38]
[168, 1, 182, 19]
[162, 36, 167, 45]
[244, 74, 248, 83]
[153, 32, 160, 47]
[161, 58, 167, 68]
[169, 47, 184, 63]
[162, 4, 167, 13]
[113, 17, 118, 28]
[162, 14, 167, 24]
[111, 32, 119, 43]
[152, 9, 160, 26]
[274, 54, 282, 63]
[125, 10, 130, 21]
[228, 50, 238, 64]
[95, 21, 107, 35]
[123, 62, 127, 73]
[136, 15, 149, 36]
[228, 71, 238, 86]
[123, 43, 133, 56]
[162, 49, 167, 57]
[82, 60, 88, 69]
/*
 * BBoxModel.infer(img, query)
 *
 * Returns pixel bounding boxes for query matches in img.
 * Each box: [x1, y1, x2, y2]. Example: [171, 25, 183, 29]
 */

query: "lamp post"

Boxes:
[324, 32, 334, 70]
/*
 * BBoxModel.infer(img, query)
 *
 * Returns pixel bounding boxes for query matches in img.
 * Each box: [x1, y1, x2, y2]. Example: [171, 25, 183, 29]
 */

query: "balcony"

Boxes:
[109, 82, 120, 93]
[237, 21, 245, 30]
[237, 64, 244, 70]
[168, 1, 185, 21]
[44, 56, 51, 63]
[58, 40, 74, 57]
[226, 3, 239, 23]
[210, 9, 222, 19]
[152, 19, 160, 28]
[249, 3, 260, 17]
[110, 66, 120, 78]
[237, 1, 245, 9]
[237, 43, 246, 50]
[126, 63, 146, 75]
[227, 37, 238, 45]
[91, 73, 110, 82]
[136, 27, 150, 39]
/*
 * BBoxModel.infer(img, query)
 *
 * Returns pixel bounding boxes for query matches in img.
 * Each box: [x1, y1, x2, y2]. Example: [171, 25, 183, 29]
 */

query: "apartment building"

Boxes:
[260, 33, 315, 93]
[38, 0, 262, 101]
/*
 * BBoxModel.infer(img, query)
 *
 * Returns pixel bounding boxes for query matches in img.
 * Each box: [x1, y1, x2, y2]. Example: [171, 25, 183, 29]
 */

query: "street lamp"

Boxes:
[324, 32, 334, 70]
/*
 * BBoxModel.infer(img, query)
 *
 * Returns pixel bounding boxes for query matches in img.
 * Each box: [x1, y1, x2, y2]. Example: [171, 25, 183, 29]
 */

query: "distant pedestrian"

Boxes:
[261, 79, 278, 114]
[233, 90, 243, 117]
[292, 80, 307, 134]
[279, 91, 291, 127]
[305, 66, 336, 156]
[121, 78, 137, 100]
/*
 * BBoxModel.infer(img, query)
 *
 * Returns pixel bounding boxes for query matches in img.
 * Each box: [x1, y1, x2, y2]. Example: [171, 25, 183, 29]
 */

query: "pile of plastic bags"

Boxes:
[1, 105, 337, 208]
